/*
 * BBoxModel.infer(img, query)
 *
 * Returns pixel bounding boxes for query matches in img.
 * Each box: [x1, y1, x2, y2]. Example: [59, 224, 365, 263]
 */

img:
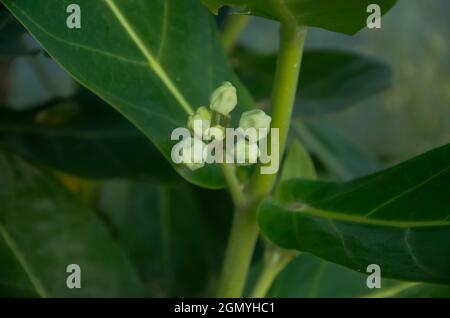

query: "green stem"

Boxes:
[217, 22, 307, 298]
[221, 15, 250, 53]
[250, 24, 307, 199]
[250, 249, 294, 298]
[216, 204, 259, 297]
[221, 164, 246, 208]
[217, 163, 255, 297]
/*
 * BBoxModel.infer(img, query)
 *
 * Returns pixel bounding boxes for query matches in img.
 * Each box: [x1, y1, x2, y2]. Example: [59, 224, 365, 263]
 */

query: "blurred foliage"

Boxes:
[0, 4, 39, 59]
[239, 0, 450, 167]
[0, 90, 180, 182]
[98, 181, 233, 297]
[232, 46, 392, 116]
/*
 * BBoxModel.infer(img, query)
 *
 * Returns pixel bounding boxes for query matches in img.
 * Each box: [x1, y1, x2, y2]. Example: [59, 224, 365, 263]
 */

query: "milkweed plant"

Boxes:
[0, 0, 449, 299]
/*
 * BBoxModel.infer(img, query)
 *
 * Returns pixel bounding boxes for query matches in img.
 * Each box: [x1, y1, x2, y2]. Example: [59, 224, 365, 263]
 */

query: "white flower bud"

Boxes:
[239, 109, 272, 140]
[210, 81, 237, 116]
[234, 139, 260, 166]
[204, 125, 225, 141]
[187, 106, 212, 139]
[179, 137, 206, 171]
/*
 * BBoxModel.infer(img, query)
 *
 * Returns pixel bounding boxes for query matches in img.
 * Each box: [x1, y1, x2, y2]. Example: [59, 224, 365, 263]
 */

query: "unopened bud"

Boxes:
[239, 109, 272, 140]
[187, 106, 212, 138]
[179, 137, 206, 171]
[210, 81, 237, 116]
[204, 125, 225, 141]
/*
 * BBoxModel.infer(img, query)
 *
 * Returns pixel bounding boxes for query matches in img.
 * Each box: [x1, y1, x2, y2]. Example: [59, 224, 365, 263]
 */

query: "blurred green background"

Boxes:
[239, 0, 450, 166]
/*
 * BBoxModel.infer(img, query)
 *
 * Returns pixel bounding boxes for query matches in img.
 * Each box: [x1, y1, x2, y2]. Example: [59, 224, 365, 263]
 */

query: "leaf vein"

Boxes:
[294, 206, 450, 228]
[365, 165, 450, 217]
[404, 229, 437, 277]
[328, 220, 359, 267]
[156, 0, 169, 61]
[9, 4, 147, 66]
[104, 0, 194, 115]
[0, 225, 48, 298]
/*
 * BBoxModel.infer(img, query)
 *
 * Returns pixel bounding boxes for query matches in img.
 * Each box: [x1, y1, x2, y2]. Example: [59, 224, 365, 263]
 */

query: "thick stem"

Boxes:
[217, 23, 307, 298]
[216, 205, 259, 297]
[250, 249, 294, 298]
[250, 25, 307, 199]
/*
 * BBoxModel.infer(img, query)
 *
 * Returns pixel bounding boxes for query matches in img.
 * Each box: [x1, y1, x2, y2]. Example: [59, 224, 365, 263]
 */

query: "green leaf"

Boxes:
[0, 5, 38, 58]
[1, 0, 255, 189]
[0, 237, 39, 297]
[263, 254, 450, 297]
[293, 120, 382, 180]
[280, 139, 316, 182]
[202, 0, 397, 35]
[233, 47, 392, 116]
[379, 283, 450, 298]
[99, 181, 233, 297]
[259, 143, 450, 284]
[0, 90, 180, 183]
[0, 150, 146, 297]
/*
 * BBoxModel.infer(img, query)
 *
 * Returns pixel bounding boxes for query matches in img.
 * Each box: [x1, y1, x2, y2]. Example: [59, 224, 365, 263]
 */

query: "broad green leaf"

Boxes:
[0, 149, 147, 297]
[293, 120, 382, 180]
[202, 0, 397, 35]
[254, 254, 450, 298]
[233, 47, 392, 116]
[280, 139, 316, 182]
[1, 0, 255, 189]
[0, 5, 38, 58]
[100, 181, 233, 297]
[0, 90, 179, 183]
[259, 143, 450, 284]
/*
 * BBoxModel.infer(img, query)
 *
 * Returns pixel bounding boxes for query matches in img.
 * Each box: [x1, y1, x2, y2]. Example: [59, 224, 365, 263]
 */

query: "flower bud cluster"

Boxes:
[180, 82, 272, 170]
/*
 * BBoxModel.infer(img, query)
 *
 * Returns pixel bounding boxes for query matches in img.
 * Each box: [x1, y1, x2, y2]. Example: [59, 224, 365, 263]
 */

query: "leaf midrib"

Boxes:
[279, 162, 450, 228]
[365, 165, 450, 217]
[283, 205, 450, 229]
[302, 159, 449, 208]
[104, 0, 194, 115]
[8, 0, 195, 116]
